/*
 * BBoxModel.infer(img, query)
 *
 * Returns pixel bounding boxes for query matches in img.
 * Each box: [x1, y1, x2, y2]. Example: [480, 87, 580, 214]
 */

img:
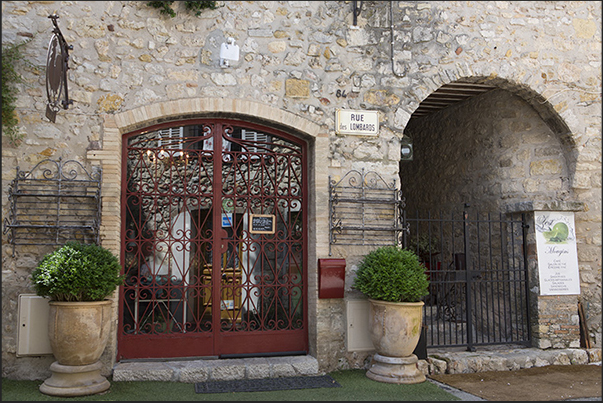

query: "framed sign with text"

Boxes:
[534, 211, 580, 295]
[249, 214, 275, 234]
[335, 109, 379, 136]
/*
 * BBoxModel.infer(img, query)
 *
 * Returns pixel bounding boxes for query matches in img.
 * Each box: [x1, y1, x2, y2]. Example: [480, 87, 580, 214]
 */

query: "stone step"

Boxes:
[112, 347, 602, 383]
[423, 346, 602, 375]
[112, 355, 320, 383]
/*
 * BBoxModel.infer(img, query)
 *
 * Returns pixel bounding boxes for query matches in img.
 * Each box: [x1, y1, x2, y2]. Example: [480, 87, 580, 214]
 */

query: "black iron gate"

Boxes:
[402, 207, 531, 350]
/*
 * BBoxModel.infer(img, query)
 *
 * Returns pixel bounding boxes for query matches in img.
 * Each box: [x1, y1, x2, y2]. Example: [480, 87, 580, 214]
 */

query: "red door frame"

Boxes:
[117, 119, 308, 360]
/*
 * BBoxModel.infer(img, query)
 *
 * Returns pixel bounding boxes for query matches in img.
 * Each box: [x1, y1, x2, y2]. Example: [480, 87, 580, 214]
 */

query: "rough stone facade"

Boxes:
[1, 1, 601, 379]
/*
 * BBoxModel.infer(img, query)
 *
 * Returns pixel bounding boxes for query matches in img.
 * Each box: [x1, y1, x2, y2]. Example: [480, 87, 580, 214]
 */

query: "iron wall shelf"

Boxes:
[328, 168, 407, 255]
[3, 158, 102, 256]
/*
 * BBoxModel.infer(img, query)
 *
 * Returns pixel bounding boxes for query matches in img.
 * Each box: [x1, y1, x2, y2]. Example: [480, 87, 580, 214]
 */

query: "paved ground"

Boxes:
[111, 346, 602, 401]
[429, 362, 602, 401]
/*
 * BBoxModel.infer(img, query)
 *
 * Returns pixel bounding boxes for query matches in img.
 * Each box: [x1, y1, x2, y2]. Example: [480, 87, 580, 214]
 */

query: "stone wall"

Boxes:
[2, 1, 601, 378]
[400, 89, 573, 213]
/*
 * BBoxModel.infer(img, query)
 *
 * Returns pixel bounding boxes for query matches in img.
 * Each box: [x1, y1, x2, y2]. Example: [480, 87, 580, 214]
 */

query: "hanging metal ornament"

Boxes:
[45, 14, 73, 123]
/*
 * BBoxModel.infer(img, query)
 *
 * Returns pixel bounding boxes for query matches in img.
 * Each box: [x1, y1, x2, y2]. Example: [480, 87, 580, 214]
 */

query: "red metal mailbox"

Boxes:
[318, 258, 346, 299]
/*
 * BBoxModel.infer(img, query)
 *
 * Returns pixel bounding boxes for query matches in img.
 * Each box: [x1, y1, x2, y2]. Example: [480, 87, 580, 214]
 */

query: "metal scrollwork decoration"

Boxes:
[3, 158, 102, 257]
[328, 168, 406, 255]
[45, 14, 73, 122]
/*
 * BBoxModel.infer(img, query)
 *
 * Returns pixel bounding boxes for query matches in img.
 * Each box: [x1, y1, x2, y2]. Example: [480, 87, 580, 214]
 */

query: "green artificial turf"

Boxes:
[2, 369, 460, 401]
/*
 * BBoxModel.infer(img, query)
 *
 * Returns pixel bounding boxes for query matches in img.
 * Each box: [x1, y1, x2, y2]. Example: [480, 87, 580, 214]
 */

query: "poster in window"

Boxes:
[534, 211, 580, 296]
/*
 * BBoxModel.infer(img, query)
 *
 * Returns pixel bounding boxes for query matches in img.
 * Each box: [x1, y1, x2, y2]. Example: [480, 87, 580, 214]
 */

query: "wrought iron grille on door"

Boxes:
[119, 120, 307, 360]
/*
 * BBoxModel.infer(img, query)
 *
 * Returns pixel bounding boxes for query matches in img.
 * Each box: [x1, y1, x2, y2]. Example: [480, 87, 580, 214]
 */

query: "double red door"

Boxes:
[118, 119, 307, 360]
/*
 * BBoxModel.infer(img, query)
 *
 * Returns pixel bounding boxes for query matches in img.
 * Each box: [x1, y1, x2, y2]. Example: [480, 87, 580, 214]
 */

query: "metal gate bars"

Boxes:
[119, 120, 307, 360]
[402, 207, 531, 351]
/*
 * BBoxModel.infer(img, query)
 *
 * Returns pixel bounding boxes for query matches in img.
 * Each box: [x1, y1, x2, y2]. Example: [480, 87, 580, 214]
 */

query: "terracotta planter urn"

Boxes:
[39, 300, 112, 397]
[366, 299, 426, 384]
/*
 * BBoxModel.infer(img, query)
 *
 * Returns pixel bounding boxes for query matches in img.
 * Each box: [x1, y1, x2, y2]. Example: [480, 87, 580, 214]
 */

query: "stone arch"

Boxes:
[111, 98, 324, 140]
[87, 98, 328, 366]
[403, 68, 590, 194]
[400, 75, 583, 214]
[400, 68, 600, 350]
[407, 62, 585, 137]
[89, 98, 324, 253]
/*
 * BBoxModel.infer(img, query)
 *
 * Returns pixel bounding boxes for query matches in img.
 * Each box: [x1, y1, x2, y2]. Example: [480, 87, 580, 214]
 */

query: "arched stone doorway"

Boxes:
[399, 78, 586, 350]
[87, 99, 328, 364]
[400, 80, 574, 214]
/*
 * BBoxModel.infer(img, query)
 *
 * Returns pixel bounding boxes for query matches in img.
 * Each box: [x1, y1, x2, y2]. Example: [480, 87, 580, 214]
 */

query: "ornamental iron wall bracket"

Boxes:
[45, 14, 73, 123]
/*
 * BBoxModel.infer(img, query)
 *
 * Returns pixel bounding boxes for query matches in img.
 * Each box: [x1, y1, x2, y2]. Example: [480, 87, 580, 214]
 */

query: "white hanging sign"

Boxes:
[534, 211, 581, 295]
[335, 109, 379, 136]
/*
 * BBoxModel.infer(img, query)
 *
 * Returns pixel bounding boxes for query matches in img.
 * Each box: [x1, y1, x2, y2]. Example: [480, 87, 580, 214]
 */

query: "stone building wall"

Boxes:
[2, 1, 601, 378]
[400, 89, 573, 213]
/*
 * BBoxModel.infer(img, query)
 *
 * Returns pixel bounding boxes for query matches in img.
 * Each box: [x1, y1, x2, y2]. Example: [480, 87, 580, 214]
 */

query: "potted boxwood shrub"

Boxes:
[353, 245, 429, 384]
[31, 241, 123, 397]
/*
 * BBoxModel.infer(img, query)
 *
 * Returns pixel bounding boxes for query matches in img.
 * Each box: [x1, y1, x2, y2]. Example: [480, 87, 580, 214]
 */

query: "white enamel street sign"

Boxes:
[335, 109, 379, 136]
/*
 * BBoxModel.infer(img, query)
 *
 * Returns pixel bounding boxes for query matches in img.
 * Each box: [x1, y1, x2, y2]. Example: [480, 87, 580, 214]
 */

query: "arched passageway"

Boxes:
[398, 80, 577, 349]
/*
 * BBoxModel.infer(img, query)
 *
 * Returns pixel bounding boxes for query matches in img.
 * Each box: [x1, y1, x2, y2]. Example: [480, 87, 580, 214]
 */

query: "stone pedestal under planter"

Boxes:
[39, 361, 109, 397]
[367, 353, 425, 384]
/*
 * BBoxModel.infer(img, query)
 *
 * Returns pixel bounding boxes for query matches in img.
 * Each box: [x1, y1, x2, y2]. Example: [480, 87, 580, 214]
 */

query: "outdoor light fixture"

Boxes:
[219, 37, 239, 68]
[400, 136, 413, 161]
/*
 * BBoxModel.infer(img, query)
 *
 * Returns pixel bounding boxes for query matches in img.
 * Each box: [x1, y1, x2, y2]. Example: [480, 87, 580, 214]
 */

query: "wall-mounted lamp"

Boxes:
[400, 136, 413, 161]
[220, 37, 239, 68]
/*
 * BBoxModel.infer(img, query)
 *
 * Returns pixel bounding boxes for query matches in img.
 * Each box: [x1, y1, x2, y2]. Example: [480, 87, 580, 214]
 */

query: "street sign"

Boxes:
[335, 109, 379, 136]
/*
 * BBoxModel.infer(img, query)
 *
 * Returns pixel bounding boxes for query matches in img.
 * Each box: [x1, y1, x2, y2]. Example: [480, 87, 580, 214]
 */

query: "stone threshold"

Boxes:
[112, 354, 320, 383]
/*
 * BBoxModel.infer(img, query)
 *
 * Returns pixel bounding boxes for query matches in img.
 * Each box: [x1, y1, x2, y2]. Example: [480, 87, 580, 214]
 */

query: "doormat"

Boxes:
[194, 375, 341, 394]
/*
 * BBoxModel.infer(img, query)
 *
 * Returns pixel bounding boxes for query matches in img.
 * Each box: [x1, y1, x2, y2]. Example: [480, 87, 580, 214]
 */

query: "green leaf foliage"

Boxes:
[31, 242, 124, 302]
[1, 40, 31, 147]
[407, 233, 439, 260]
[147, 1, 217, 17]
[147, 1, 177, 17]
[184, 0, 217, 15]
[353, 245, 429, 302]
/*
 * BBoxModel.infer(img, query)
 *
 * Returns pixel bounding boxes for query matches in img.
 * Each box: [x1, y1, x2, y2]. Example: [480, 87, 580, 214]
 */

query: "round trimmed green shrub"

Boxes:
[31, 241, 124, 302]
[353, 245, 429, 303]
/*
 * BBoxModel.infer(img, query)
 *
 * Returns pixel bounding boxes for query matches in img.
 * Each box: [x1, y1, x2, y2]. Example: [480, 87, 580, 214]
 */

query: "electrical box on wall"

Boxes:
[345, 299, 374, 352]
[17, 294, 52, 356]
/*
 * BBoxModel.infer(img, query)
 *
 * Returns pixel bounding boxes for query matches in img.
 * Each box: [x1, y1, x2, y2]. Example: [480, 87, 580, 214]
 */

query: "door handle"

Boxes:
[219, 228, 229, 253]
